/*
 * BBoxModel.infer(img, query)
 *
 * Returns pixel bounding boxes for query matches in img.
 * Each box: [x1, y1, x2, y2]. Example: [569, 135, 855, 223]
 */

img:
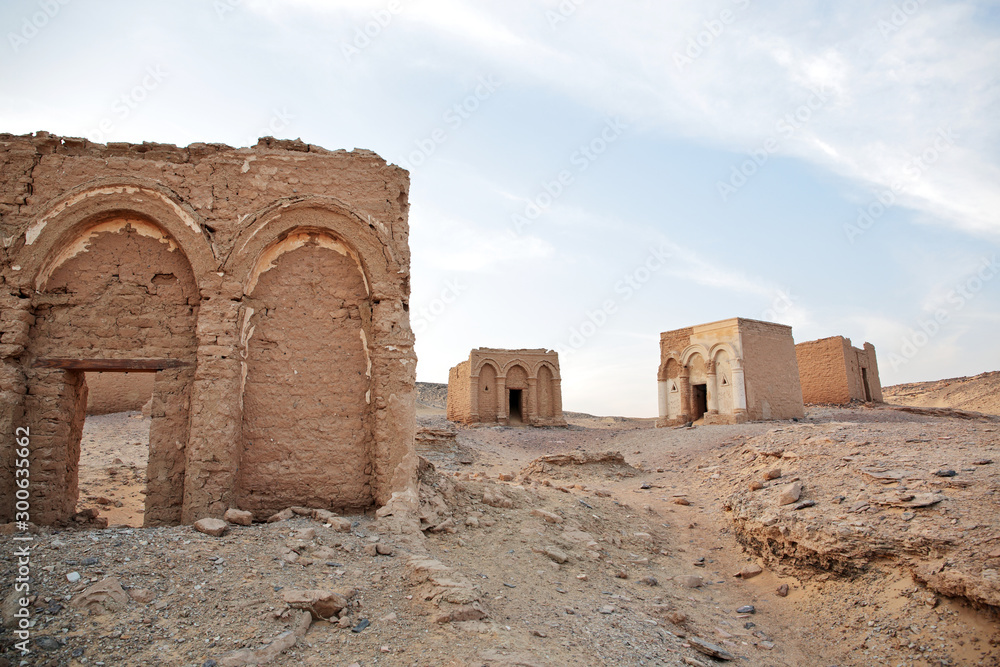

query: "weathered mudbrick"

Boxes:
[0, 132, 417, 526]
[796, 336, 883, 404]
[447, 348, 566, 427]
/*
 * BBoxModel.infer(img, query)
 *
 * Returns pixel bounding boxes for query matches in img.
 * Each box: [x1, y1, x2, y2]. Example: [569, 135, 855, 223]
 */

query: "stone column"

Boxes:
[657, 381, 668, 420]
[496, 375, 508, 425]
[679, 368, 691, 422]
[706, 361, 719, 415]
[732, 361, 747, 419]
[526, 377, 538, 425]
[145, 366, 194, 526]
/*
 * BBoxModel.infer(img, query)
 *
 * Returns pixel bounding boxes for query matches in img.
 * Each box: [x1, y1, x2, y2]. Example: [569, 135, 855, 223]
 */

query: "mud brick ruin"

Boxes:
[656, 318, 805, 426]
[0, 132, 417, 526]
[796, 335, 883, 404]
[447, 348, 566, 426]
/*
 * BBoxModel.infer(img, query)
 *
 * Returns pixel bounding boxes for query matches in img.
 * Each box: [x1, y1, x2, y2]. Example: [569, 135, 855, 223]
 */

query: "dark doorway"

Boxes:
[692, 384, 708, 421]
[862, 368, 872, 402]
[509, 389, 523, 425]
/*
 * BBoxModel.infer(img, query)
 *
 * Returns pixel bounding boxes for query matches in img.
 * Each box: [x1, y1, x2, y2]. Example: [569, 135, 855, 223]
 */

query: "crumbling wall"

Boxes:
[446, 361, 471, 422]
[796, 336, 884, 405]
[0, 132, 416, 526]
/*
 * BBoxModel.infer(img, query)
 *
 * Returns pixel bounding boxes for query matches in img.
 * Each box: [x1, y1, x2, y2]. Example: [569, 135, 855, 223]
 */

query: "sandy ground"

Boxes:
[2, 399, 999, 666]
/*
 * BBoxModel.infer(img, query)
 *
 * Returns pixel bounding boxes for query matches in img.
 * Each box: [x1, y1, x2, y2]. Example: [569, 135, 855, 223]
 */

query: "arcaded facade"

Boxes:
[656, 318, 805, 426]
[796, 336, 883, 404]
[447, 348, 566, 426]
[0, 132, 417, 526]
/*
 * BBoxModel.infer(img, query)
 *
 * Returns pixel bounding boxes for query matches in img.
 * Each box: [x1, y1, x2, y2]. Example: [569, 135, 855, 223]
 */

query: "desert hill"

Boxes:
[883, 370, 1000, 416]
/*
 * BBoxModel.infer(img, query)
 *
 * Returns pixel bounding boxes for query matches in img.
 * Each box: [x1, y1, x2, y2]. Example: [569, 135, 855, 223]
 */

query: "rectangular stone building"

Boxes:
[796, 336, 883, 404]
[0, 132, 417, 526]
[447, 348, 566, 426]
[656, 318, 805, 426]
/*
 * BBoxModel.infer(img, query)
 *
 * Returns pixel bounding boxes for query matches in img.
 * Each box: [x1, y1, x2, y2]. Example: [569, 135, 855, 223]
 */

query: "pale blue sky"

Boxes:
[2, 0, 998, 415]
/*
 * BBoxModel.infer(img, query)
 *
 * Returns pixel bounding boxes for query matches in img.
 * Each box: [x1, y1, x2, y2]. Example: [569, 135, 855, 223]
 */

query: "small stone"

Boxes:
[375, 543, 393, 556]
[66, 572, 81, 583]
[902, 511, 916, 521]
[194, 518, 228, 537]
[792, 500, 816, 510]
[972, 459, 993, 465]
[329, 517, 352, 532]
[531, 629, 547, 637]
[576, 573, 588, 581]
[673, 497, 691, 506]
[688, 636, 734, 661]
[749, 481, 764, 491]
[764, 469, 782, 480]
[267, 508, 295, 523]
[676, 575, 703, 588]
[640, 482, 652, 489]
[351, 618, 370, 633]
[776, 584, 789, 597]
[338, 616, 352, 629]
[641, 576, 659, 586]
[778, 482, 802, 505]
[542, 546, 569, 564]
[223, 508, 253, 526]
[736, 564, 763, 579]
[35, 636, 62, 651]
[598, 605, 615, 614]
[363, 544, 378, 557]
[933, 469, 957, 477]
[736, 605, 755, 614]
[294, 527, 316, 541]
[531, 509, 563, 524]
[129, 588, 155, 604]
[81, 557, 99, 566]
[465, 516, 480, 528]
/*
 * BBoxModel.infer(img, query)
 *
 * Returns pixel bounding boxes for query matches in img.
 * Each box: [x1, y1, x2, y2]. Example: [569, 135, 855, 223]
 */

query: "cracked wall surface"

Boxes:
[0, 131, 417, 526]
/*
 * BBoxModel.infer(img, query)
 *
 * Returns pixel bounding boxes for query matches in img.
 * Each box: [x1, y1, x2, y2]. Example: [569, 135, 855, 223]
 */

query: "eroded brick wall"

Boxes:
[0, 132, 416, 525]
[797, 336, 884, 404]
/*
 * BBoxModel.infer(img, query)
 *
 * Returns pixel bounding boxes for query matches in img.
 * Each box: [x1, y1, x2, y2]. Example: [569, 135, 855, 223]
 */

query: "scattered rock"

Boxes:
[736, 605, 755, 614]
[933, 469, 957, 477]
[598, 605, 615, 614]
[972, 459, 993, 466]
[280, 588, 355, 620]
[194, 518, 229, 537]
[220, 631, 296, 666]
[35, 636, 62, 651]
[539, 546, 569, 564]
[312, 509, 338, 523]
[294, 527, 316, 541]
[530, 509, 563, 524]
[436, 603, 487, 623]
[128, 588, 155, 604]
[223, 508, 253, 526]
[778, 481, 803, 505]
[764, 468, 782, 480]
[688, 636, 734, 661]
[676, 575, 703, 588]
[71, 577, 129, 615]
[329, 517, 353, 532]
[776, 583, 789, 597]
[736, 564, 763, 579]
[376, 543, 393, 556]
[483, 488, 514, 509]
[66, 571, 81, 583]
[793, 499, 816, 510]
[267, 508, 295, 523]
[749, 481, 764, 491]
[673, 497, 691, 506]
